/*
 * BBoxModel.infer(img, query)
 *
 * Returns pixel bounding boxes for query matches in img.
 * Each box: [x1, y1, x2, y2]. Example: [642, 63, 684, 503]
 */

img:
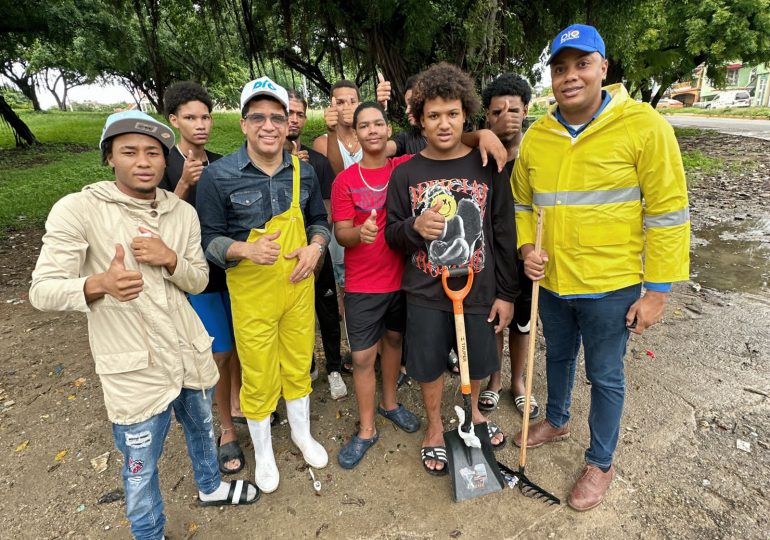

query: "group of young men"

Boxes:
[30, 22, 688, 539]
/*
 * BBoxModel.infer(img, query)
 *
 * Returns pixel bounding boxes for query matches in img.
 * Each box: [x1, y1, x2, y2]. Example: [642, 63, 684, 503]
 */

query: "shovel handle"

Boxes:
[519, 208, 543, 469]
[442, 267, 474, 394]
[441, 267, 474, 306]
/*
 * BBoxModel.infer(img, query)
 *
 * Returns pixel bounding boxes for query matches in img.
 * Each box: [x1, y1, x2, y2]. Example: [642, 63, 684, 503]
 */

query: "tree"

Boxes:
[0, 54, 41, 111]
[30, 39, 96, 111]
[213, 0, 557, 123]
[0, 0, 83, 145]
[555, 0, 770, 107]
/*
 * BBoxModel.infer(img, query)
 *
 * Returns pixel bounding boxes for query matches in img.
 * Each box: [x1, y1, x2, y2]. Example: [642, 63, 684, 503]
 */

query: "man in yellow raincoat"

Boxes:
[197, 77, 331, 493]
[512, 24, 690, 511]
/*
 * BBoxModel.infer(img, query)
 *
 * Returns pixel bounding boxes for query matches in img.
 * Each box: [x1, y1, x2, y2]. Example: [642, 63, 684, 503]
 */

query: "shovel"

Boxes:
[498, 208, 560, 505]
[441, 266, 505, 502]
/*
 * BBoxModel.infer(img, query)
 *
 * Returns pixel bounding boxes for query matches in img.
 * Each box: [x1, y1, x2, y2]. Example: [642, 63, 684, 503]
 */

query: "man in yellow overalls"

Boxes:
[197, 77, 331, 493]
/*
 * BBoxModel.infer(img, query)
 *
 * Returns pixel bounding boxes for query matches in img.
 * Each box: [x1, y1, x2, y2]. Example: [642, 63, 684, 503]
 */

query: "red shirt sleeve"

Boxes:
[330, 169, 356, 223]
[390, 154, 414, 168]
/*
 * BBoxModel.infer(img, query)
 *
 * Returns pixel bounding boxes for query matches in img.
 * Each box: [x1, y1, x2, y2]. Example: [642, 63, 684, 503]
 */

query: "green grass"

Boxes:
[673, 127, 717, 139]
[0, 108, 735, 231]
[681, 149, 725, 174]
[0, 110, 327, 230]
[661, 106, 770, 119]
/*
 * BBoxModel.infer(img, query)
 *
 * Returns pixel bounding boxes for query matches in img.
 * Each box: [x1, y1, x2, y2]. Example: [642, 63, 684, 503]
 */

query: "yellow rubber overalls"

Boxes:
[227, 155, 315, 421]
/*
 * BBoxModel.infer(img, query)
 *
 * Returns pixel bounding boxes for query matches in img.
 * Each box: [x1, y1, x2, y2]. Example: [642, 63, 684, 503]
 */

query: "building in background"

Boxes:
[669, 62, 769, 107]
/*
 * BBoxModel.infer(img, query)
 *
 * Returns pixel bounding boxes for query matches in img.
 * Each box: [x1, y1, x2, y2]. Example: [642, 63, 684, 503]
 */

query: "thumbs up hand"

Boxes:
[180, 149, 205, 187]
[359, 209, 379, 244]
[376, 72, 391, 110]
[291, 140, 310, 162]
[103, 244, 144, 301]
[413, 199, 446, 240]
[324, 98, 339, 132]
[245, 229, 282, 265]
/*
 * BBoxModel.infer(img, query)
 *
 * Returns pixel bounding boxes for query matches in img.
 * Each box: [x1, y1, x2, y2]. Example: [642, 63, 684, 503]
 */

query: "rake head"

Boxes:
[498, 461, 560, 505]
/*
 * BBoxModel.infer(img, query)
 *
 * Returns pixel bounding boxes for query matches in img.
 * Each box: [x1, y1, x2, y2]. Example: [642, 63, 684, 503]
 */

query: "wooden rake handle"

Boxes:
[519, 208, 543, 469]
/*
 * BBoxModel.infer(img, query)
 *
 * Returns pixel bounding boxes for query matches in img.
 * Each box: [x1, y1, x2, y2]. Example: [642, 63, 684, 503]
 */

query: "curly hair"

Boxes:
[409, 63, 480, 127]
[481, 73, 532, 110]
[163, 81, 213, 118]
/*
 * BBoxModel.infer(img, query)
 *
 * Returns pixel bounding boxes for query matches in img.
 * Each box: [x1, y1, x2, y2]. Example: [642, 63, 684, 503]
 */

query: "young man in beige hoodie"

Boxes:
[30, 111, 258, 540]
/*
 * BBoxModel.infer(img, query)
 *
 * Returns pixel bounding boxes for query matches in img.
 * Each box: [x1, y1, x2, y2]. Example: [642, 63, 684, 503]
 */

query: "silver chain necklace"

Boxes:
[357, 160, 392, 192]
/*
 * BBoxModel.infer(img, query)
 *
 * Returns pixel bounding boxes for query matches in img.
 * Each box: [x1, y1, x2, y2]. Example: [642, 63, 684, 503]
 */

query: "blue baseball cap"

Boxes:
[546, 24, 606, 65]
[99, 110, 174, 151]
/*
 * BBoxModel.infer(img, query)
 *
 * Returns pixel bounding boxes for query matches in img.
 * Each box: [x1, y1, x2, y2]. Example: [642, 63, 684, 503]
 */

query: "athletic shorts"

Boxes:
[405, 303, 498, 383]
[511, 260, 533, 335]
[188, 290, 234, 354]
[344, 291, 405, 352]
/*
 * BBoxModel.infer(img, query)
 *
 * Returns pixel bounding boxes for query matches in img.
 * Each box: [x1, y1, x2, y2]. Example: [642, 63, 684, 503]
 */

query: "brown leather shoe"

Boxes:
[568, 464, 615, 511]
[513, 419, 570, 448]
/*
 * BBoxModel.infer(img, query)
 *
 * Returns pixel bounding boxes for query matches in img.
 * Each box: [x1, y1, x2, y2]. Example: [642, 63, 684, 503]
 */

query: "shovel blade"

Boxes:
[444, 422, 505, 502]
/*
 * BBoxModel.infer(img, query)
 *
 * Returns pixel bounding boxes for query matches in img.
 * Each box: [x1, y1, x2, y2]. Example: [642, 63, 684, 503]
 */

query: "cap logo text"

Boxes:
[253, 80, 277, 91]
[133, 121, 158, 134]
[560, 30, 580, 43]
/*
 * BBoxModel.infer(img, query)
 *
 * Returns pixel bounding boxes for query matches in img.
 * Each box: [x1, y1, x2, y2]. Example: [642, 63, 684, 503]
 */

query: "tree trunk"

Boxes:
[0, 95, 39, 147]
[10, 76, 41, 111]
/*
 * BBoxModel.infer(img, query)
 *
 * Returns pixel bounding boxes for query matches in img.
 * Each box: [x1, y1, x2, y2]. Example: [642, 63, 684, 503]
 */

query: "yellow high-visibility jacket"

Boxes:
[512, 83, 690, 296]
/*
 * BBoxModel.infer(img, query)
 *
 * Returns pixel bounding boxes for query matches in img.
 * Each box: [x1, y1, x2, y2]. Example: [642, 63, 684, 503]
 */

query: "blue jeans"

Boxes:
[112, 387, 220, 540]
[539, 284, 641, 468]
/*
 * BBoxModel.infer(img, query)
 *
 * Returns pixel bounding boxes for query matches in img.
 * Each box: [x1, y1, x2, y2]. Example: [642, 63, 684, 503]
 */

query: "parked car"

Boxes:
[707, 91, 752, 109]
[656, 98, 684, 109]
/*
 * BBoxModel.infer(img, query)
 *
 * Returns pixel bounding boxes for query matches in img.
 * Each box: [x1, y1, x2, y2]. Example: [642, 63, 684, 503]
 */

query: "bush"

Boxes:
[1, 87, 32, 110]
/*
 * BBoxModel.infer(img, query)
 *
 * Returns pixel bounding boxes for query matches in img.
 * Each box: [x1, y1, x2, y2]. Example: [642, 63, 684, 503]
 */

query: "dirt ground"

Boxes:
[1, 132, 769, 539]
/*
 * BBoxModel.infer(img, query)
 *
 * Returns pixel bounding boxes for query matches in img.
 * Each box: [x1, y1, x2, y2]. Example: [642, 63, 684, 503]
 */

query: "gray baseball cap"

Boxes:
[99, 110, 175, 151]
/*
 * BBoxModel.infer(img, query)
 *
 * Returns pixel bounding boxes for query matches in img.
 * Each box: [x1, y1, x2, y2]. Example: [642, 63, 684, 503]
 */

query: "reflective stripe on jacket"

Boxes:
[30, 181, 219, 425]
[512, 83, 690, 296]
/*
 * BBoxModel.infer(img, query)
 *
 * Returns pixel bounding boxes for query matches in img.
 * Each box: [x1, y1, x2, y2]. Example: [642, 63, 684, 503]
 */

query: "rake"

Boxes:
[499, 207, 560, 505]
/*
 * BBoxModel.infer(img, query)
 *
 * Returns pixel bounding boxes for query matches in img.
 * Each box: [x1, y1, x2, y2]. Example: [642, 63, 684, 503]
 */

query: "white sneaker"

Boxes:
[328, 371, 347, 400]
[310, 363, 319, 382]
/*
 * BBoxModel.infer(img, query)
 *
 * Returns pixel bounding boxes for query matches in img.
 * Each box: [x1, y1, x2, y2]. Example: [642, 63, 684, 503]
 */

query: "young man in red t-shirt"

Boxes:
[331, 102, 421, 469]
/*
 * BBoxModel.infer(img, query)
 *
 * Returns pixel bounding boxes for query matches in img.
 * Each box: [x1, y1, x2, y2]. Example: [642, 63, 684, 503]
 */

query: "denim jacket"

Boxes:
[197, 145, 330, 268]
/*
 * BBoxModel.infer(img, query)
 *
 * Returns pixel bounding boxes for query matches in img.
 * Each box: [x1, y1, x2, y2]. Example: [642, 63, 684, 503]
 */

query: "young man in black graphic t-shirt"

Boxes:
[385, 63, 519, 476]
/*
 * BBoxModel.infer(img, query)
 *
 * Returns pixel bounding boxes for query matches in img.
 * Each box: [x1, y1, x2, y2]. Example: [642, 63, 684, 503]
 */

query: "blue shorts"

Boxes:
[188, 290, 234, 354]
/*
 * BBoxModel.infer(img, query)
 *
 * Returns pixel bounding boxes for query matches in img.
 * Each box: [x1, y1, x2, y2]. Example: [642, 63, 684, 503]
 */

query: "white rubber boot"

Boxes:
[246, 417, 279, 493]
[286, 395, 328, 468]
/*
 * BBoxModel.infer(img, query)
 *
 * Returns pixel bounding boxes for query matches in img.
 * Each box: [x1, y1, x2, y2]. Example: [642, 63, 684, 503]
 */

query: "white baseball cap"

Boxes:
[99, 110, 174, 151]
[240, 76, 289, 115]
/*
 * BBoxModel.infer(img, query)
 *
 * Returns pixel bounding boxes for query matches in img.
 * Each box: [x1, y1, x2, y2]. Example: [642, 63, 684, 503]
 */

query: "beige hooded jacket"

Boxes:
[30, 181, 219, 425]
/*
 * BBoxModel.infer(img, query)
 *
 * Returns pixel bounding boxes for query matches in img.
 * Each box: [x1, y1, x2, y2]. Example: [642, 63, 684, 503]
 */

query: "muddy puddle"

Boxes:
[691, 217, 770, 292]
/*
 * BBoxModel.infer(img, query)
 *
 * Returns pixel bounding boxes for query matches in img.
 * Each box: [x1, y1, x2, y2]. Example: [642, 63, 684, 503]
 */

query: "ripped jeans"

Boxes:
[112, 387, 220, 540]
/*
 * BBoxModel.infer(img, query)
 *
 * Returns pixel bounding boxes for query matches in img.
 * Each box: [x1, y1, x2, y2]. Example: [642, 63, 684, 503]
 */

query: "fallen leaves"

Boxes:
[90, 451, 110, 474]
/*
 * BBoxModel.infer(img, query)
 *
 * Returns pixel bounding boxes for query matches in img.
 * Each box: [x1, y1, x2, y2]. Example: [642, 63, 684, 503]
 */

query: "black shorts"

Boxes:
[344, 291, 406, 352]
[405, 303, 498, 383]
[511, 260, 533, 335]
